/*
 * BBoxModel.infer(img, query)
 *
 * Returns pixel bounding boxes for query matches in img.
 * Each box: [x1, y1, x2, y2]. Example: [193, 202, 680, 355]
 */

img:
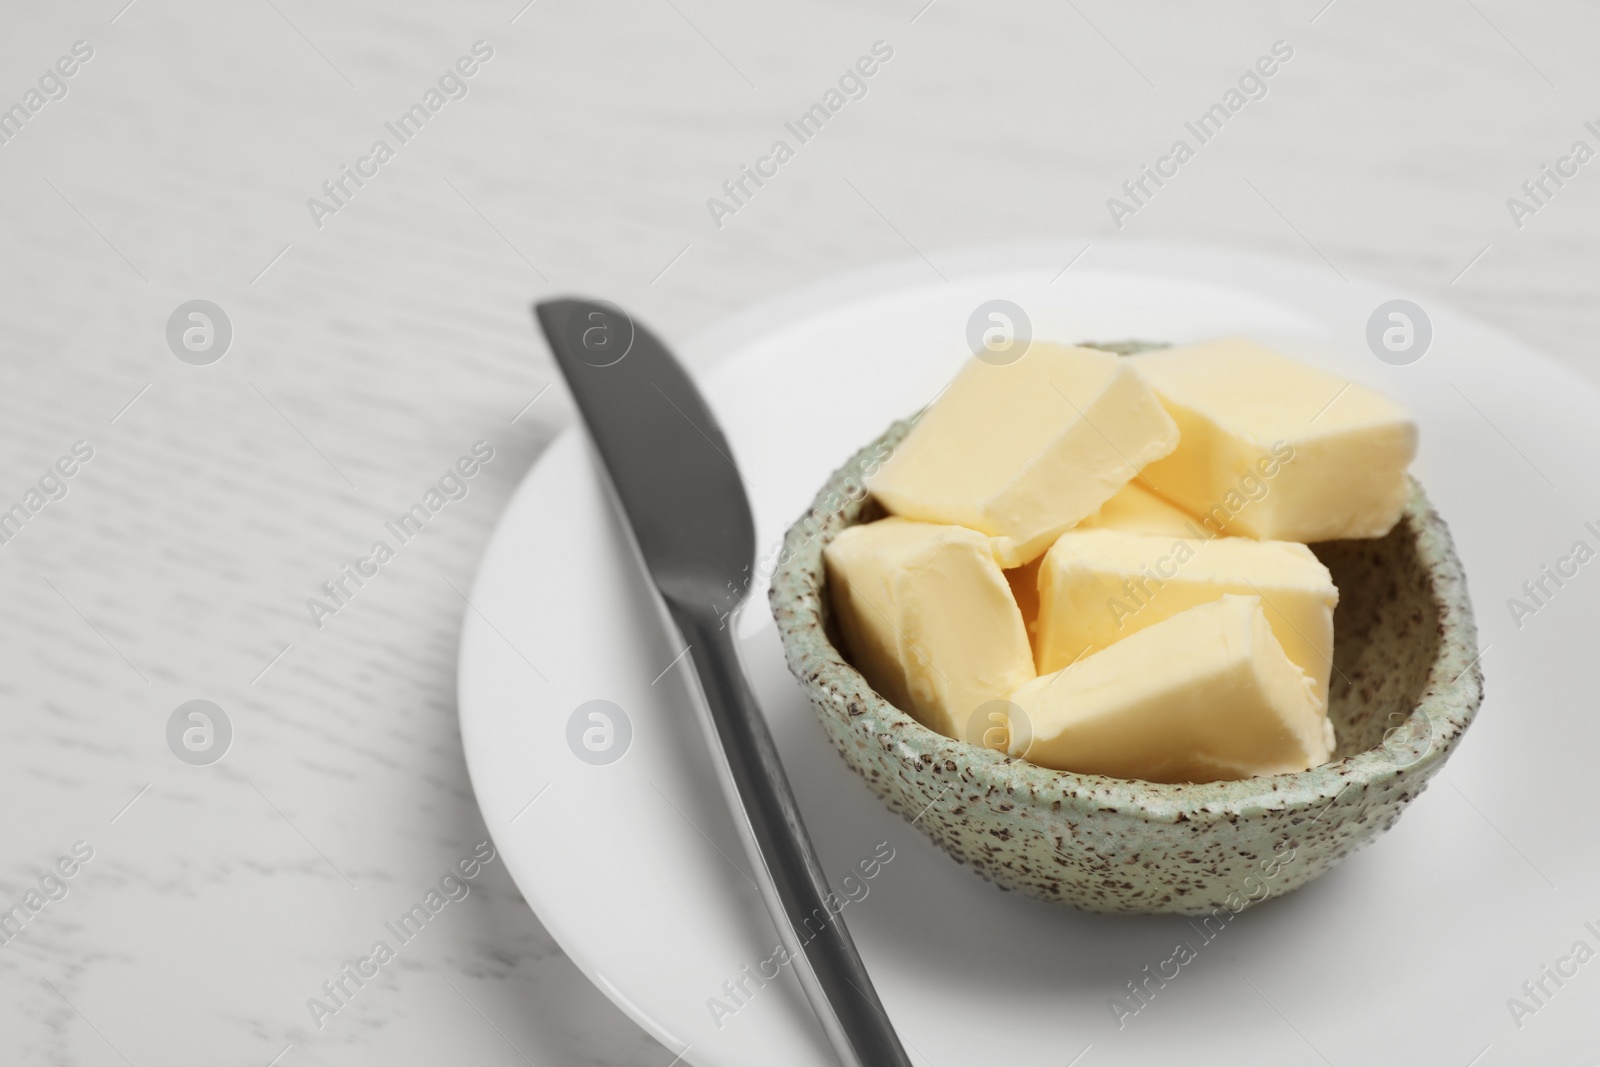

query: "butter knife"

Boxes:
[535, 297, 912, 1067]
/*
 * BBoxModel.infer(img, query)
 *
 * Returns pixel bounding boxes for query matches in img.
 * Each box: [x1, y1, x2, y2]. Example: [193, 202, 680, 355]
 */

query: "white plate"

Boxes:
[459, 244, 1600, 1066]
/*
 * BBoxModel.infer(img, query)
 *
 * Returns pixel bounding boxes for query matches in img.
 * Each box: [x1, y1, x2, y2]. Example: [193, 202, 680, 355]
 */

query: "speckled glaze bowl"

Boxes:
[770, 420, 1484, 915]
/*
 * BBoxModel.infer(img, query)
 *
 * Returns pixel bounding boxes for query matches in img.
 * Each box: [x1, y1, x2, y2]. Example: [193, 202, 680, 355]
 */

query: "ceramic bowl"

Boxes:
[769, 419, 1484, 915]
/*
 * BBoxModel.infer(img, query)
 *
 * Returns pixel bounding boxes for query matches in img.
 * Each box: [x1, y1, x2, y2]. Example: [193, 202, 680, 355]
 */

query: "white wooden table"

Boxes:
[1, 1, 1595, 1064]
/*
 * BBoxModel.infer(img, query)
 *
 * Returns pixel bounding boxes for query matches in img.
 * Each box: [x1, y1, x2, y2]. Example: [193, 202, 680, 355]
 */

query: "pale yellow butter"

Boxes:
[1132, 337, 1417, 541]
[1078, 479, 1205, 538]
[869, 344, 1179, 567]
[1008, 595, 1333, 783]
[1005, 557, 1042, 642]
[1034, 527, 1338, 709]
[824, 518, 1035, 746]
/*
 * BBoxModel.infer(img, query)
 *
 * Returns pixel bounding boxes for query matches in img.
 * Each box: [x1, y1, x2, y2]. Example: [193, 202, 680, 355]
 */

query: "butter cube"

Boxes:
[1015, 482, 1201, 651]
[1035, 528, 1338, 709]
[1132, 337, 1417, 541]
[869, 344, 1179, 567]
[1078, 480, 1204, 538]
[825, 518, 1035, 745]
[1009, 596, 1332, 782]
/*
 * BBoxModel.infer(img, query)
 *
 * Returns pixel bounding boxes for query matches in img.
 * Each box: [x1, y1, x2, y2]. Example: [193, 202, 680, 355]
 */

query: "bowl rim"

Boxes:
[769, 418, 1485, 825]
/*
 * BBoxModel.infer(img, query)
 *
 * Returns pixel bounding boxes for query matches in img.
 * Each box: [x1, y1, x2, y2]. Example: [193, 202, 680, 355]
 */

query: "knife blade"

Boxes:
[536, 297, 912, 1067]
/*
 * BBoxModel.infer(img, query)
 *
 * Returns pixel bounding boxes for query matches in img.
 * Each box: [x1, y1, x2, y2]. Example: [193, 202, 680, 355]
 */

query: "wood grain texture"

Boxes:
[1, 0, 1595, 1063]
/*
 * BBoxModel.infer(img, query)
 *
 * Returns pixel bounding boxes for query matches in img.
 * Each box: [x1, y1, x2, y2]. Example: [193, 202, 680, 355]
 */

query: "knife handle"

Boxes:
[665, 601, 914, 1067]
